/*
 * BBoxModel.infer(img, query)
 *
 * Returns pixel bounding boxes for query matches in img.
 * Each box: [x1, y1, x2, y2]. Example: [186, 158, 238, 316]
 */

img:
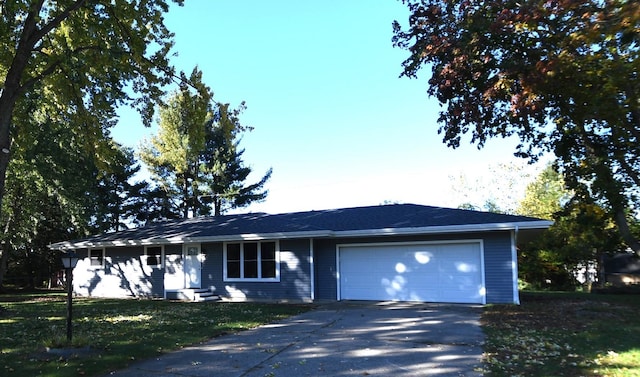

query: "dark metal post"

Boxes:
[66, 267, 73, 342]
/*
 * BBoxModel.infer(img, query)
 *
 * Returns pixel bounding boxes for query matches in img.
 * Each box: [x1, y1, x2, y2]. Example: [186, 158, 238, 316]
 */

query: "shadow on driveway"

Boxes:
[105, 301, 485, 376]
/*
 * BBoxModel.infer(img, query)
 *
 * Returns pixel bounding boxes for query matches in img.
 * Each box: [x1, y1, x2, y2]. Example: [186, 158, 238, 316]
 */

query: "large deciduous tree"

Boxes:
[1, 0, 182, 284]
[393, 0, 640, 253]
[517, 162, 569, 220]
[140, 68, 272, 218]
[0, 0, 182, 215]
[139, 68, 211, 218]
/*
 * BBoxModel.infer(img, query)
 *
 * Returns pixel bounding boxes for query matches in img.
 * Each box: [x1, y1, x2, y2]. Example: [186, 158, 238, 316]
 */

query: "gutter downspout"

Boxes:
[512, 226, 520, 305]
[309, 239, 315, 302]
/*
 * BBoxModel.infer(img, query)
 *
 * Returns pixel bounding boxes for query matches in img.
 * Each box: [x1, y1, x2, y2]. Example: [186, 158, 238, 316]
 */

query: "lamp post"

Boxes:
[61, 251, 79, 342]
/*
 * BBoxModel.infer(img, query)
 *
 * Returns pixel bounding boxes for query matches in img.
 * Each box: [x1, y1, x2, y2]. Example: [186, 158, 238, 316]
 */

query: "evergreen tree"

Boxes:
[93, 146, 150, 232]
[140, 68, 272, 218]
[201, 104, 272, 216]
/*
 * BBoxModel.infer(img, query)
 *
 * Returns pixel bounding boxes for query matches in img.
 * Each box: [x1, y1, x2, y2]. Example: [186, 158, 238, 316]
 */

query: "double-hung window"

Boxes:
[89, 248, 105, 268]
[224, 241, 279, 282]
[144, 246, 164, 268]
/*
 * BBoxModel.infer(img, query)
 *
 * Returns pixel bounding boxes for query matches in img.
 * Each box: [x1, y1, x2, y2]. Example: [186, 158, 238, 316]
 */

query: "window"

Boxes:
[145, 246, 164, 268]
[89, 248, 105, 268]
[224, 241, 279, 281]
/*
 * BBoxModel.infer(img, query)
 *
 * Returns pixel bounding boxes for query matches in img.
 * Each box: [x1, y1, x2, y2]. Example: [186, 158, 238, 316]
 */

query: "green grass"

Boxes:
[482, 291, 640, 376]
[0, 291, 312, 377]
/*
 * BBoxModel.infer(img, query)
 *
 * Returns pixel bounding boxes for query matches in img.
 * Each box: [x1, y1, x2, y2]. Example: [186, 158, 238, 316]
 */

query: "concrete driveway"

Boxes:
[104, 302, 485, 377]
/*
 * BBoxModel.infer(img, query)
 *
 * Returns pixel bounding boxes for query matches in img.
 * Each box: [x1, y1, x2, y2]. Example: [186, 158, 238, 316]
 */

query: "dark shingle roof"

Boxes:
[50, 204, 551, 249]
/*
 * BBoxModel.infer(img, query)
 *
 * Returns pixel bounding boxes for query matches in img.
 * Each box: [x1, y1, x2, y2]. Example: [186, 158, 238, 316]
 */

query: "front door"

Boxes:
[184, 244, 202, 288]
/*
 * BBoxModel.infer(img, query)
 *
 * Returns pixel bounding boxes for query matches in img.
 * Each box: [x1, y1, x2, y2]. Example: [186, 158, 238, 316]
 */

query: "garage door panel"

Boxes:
[339, 243, 484, 304]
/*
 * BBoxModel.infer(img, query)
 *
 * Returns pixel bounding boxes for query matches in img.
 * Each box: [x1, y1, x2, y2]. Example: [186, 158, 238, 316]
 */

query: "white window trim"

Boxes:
[223, 241, 280, 282]
[144, 245, 165, 269]
[88, 248, 105, 269]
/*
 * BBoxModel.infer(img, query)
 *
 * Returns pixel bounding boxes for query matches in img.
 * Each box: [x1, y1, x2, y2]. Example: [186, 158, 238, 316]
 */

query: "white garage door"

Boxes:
[338, 242, 485, 304]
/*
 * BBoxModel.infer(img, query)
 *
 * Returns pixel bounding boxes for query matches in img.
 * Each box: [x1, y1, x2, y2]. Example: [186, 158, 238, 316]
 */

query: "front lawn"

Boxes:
[0, 292, 312, 377]
[482, 291, 640, 376]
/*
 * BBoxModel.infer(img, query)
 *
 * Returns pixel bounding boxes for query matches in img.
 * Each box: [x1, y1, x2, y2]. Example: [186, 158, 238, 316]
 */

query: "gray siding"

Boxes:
[314, 239, 338, 300]
[482, 232, 517, 304]
[201, 239, 312, 301]
[73, 246, 164, 298]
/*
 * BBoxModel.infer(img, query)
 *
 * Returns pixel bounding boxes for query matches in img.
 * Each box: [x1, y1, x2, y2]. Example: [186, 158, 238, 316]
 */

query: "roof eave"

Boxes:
[49, 220, 552, 250]
[331, 220, 553, 238]
[48, 230, 333, 250]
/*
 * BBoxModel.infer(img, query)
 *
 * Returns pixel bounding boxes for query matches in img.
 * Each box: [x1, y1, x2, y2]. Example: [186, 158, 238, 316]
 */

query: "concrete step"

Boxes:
[170, 288, 221, 302]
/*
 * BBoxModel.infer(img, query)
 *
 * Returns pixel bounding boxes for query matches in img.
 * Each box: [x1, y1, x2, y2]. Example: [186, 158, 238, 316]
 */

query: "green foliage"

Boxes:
[520, 196, 624, 290]
[0, 0, 183, 286]
[201, 103, 273, 216]
[140, 68, 272, 217]
[515, 162, 626, 289]
[393, 0, 640, 253]
[0, 294, 311, 377]
[92, 146, 151, 232]
[517, 163, 569, 220]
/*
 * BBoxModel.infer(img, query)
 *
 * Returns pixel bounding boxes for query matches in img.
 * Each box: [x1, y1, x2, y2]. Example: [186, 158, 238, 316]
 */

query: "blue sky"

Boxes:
[113, 1, 545, 214]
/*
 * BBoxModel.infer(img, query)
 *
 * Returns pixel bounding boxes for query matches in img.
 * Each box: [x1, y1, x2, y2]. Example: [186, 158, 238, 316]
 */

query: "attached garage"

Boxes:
[337, 241, 485, 304]
[51, 204, 551, 304]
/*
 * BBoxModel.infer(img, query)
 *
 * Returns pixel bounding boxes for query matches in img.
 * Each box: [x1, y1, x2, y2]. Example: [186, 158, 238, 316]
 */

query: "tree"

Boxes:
[1, 0, 182, 284]
[517, 162, 569, 220]
[141, 68, 272, 218]
[139, 68, 211, 218]
[519, 196, 624, 289]
[92, 146, 151, 232]
[201, 103, 273, 216]
[393, 0, 640, 254]
[450, 161, 531, 214]
[515, 162, 626, 288]
[0, 106, 110, 289]
[0, 0, 182, 219]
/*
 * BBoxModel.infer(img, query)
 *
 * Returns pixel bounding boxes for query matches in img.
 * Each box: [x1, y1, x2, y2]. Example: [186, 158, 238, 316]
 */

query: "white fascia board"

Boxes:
[49, 230, 332, 250]
[332, 220, 553, 238]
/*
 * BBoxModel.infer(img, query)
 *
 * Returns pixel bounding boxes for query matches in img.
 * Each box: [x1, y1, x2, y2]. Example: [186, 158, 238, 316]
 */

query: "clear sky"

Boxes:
[112, 0, 546, 214]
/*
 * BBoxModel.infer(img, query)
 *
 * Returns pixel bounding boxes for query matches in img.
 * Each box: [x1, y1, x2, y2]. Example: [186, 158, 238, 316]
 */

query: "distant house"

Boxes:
[49, 204, 551, 304]
[604, 253, 640, 286]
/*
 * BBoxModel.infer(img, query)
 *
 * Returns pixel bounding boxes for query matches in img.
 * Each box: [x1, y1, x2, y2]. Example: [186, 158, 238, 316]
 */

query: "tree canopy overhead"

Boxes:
[393, 0, 640, 253]
[0, 0, 183, 219]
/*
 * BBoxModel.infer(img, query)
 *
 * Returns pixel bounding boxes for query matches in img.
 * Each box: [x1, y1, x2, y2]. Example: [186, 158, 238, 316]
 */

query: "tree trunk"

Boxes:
[613, 208, 640, 256]
[0, 95, 16, 226]
[575, 123, 640, 256]
[0, 245, 8, 291]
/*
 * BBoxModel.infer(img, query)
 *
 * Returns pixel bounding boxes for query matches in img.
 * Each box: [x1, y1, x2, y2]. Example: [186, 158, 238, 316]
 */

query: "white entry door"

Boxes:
[184, 244, 202, 288]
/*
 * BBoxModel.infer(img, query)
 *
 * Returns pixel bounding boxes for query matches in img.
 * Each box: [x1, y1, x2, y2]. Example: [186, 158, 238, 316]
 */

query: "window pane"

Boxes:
[146, 246, 162, 266]
[227, 244, 240, 260]
[227, 261, 240, 278]
[261, 260, 276, 278]
[244, 260, 258, 278]
[244, 242, 257, 260]
[90, 249, 103, 266]
[261, 242, 276, 260]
